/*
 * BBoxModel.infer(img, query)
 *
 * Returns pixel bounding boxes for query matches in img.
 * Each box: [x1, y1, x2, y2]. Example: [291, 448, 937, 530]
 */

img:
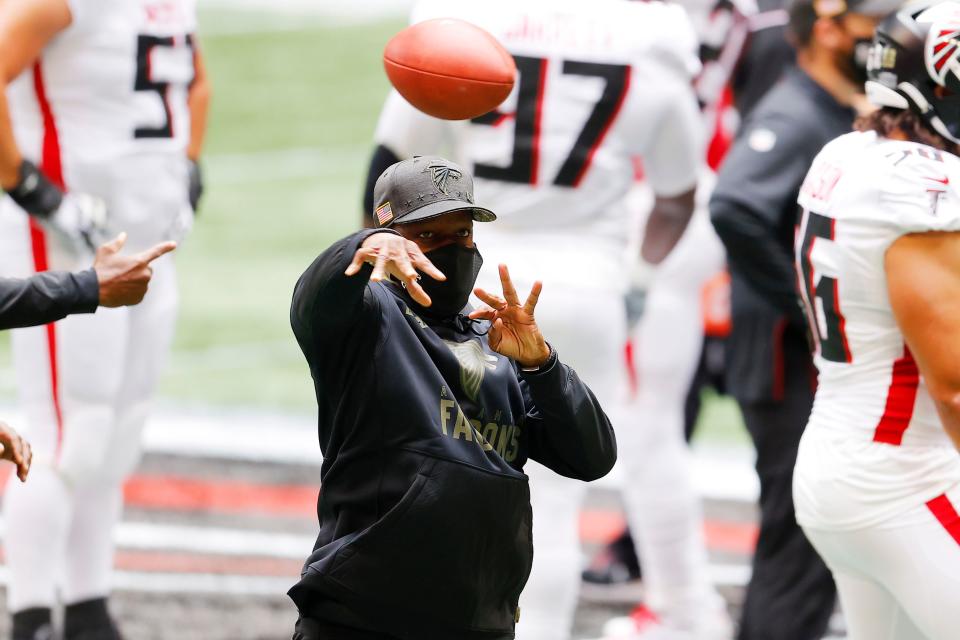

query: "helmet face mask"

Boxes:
[866, 0, 960, 143]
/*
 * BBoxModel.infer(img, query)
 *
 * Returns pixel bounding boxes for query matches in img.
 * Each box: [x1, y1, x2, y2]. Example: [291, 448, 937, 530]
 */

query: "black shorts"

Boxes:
[293, 616, 397, 640]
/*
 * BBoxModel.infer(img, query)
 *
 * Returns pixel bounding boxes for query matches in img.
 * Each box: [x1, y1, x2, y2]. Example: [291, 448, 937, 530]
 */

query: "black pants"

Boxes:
[736, 372, 836, 640]
[293, 616, 397, 640]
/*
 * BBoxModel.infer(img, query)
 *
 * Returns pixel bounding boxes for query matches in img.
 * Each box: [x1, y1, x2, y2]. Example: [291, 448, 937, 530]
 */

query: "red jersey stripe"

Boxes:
[873, 345, 920, 446]
[30, 60, 66, 459]
[926, 494, 960, 547]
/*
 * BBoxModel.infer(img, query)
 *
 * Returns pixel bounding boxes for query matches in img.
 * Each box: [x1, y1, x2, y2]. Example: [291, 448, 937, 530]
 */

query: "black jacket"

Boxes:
[710, 69, 855, 402]
[0, 269, 98, 331]
[288, 229, 616, 640]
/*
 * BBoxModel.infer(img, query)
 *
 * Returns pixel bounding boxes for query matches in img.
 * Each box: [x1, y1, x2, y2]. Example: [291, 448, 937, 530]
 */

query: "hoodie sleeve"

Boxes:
[519, 351, 617, 481]
[290, 228, 399, 353]
[0, 269, 99, 330]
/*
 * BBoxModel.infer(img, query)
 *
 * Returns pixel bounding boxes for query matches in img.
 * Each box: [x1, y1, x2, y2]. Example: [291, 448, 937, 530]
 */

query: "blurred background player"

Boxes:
[710, 0, 900, 637]
[363, 1, 734, 638]
[0, 1, 210, 638]
[794, 2, 960, 637]
[581, 0, 796, 594]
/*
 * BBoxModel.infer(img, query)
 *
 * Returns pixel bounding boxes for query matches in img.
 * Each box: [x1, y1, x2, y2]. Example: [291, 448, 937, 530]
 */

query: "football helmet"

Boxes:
[866, 0, 960, 143]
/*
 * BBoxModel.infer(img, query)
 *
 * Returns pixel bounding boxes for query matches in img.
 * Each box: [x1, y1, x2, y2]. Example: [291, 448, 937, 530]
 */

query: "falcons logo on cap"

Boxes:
[428, 164, 463, 195]
[928, 22, 960, 85]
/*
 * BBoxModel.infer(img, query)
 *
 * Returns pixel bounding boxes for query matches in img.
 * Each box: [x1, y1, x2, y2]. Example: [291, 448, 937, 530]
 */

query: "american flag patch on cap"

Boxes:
[375, 202, 394, 226]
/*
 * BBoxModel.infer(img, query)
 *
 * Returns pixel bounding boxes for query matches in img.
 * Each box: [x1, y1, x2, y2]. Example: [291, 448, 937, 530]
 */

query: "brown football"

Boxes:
[383, 18, 516, 121]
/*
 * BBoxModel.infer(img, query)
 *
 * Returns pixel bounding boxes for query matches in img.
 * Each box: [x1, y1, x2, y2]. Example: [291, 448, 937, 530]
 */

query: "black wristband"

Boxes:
[8, 160, 63, 218]
[519, 344, 557, 373]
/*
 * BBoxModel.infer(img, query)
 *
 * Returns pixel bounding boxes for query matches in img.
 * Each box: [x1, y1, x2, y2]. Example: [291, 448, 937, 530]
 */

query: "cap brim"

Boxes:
[391, 199, 496, 225]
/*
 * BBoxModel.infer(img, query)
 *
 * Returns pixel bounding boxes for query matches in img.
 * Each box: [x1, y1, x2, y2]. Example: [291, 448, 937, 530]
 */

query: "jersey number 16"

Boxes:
[797, 209, 852, 364]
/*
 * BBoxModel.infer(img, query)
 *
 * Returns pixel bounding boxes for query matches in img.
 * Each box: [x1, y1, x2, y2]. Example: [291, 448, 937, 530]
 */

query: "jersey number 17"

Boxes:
[471, 55, 631, 188]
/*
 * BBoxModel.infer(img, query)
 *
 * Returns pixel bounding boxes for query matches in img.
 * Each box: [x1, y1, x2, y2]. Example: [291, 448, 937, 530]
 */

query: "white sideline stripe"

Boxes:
[0, 564, 752, 597]
[115, 521, 314, 560]
[0, 404, 757, 502]
[5, 515, 756, 588]
[113, 571, 295, 596]
[0, 516, 313, 559]
[0, 565, 294, 596]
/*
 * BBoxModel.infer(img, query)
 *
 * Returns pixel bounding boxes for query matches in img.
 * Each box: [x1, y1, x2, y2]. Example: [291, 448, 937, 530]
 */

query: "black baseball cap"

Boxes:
[372, 155, 496, 228]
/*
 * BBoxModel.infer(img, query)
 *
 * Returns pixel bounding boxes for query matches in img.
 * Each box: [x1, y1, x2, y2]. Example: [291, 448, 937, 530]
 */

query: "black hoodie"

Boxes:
[288, 229, 616, 640]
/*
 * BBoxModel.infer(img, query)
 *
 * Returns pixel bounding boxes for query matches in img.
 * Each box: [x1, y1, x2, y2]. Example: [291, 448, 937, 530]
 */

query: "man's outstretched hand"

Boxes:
[345, 232, 445, 307]
[0, 421, 32, 482]
[94, 233, 177, 307]
[471, 264, 550, 369]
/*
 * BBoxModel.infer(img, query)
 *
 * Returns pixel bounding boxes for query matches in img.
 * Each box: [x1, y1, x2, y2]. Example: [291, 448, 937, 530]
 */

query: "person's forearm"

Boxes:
[0, 0, 72, 188]
[522, 356, 617, 481]
[187, 50, 213, 162]
[641, 189, 696, 264]
[0, 88, 23, 190]
[186, 47, 210, 162]
[929, 393, 960, 451]
[0, 269, 98, 330]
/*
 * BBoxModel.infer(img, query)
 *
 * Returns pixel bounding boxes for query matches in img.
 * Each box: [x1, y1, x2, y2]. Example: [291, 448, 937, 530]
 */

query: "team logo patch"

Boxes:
[442, 339, 498, 401]
[428, 164, 463, 195]
[375, 201, 394, 226]
[748, 128, 777, 153]
[926, 16, 960, 85]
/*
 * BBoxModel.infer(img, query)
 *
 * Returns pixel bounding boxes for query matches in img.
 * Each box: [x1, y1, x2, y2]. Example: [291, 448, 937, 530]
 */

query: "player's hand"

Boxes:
[93, 233, 177, 307]
[0, 421, 32, 483]
[345, 232, 446, 307]
[470, 264, 550, 368]
[624, 257, 656, 330]
[45, 193, 112, 254]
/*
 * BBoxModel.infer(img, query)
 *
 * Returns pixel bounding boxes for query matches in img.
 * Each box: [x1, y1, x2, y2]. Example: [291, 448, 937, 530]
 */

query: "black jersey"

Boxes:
[288, 229, 616, 640]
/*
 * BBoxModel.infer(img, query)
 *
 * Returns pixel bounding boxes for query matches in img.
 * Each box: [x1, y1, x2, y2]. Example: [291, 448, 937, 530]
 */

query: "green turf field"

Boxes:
[0, 8, 749, 444]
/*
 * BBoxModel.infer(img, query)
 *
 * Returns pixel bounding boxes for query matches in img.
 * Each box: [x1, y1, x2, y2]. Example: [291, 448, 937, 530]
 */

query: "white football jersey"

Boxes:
[794, 130, 960, 530]
[6, 0, 195, 183]
[376, 0, 703, 241]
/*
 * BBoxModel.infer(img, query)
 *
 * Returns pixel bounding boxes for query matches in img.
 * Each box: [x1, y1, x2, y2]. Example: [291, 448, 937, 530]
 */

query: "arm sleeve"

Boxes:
[633, 74, 703, 198]
[290, 228, 400, 343]
[709, 115, 812, 321]
[0, 268, 98, 330]
[520, 352, 617, 481]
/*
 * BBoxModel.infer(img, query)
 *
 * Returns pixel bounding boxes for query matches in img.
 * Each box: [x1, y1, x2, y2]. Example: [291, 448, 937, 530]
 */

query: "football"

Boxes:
[383, 18, 516, 120]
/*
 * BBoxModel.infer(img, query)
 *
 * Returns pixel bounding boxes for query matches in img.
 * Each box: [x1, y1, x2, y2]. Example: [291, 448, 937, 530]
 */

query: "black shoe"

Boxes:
[64, 598, 123, 640]
[582, 528, 642, 585]
[12, 608, 54, 640]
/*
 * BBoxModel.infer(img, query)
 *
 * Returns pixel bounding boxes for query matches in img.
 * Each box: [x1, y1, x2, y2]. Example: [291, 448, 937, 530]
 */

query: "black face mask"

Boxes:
[410, 243, 484, 319]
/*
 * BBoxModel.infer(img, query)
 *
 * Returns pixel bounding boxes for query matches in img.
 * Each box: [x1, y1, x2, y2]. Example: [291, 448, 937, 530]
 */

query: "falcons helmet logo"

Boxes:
[927, 21, 960, 86]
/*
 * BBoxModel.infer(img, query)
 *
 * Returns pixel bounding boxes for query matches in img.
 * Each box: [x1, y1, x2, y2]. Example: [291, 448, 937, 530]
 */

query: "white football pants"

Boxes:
[803, 484, 960, 640]
[0, 205, 179, 611]
[618, 211, 729, 632]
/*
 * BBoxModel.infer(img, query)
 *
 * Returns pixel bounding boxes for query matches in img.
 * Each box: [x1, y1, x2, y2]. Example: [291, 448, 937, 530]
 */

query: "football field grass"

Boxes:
[0, 7, 749, 445]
